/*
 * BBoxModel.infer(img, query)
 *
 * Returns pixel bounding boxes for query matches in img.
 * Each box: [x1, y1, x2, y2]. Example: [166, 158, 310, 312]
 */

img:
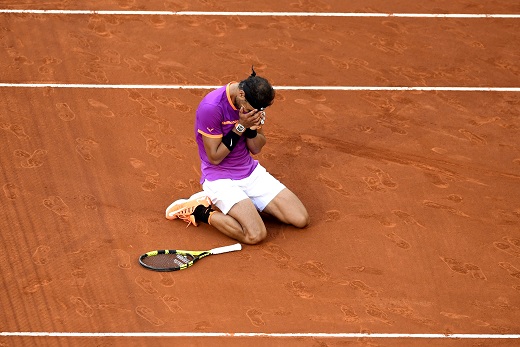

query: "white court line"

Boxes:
[0, 9, 519, 18]
[0, 83, 519, 92]
[1, 332, 520, 339]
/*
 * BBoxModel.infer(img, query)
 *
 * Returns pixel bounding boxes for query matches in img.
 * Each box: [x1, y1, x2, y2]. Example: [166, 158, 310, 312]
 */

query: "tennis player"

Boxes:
[165, 68, 309, 244]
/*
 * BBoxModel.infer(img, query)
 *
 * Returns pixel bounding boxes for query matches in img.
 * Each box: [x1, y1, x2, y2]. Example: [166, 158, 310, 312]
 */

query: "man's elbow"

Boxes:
[208, 157, 223, 165]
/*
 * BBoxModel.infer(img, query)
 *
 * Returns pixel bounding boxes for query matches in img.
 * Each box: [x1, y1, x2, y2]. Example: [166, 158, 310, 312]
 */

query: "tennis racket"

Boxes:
[139, 243, 242, 271]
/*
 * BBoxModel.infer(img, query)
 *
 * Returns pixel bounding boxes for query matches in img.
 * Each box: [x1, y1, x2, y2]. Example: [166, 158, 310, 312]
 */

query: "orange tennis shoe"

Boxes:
[165, 191, 212, 227]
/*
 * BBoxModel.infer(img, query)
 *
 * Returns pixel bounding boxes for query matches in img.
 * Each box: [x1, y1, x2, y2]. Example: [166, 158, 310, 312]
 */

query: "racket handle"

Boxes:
[210, 243, 242, 255]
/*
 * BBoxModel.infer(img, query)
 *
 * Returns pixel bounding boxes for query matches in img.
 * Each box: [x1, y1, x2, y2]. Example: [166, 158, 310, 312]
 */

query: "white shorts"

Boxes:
[202, 164, 286, 215]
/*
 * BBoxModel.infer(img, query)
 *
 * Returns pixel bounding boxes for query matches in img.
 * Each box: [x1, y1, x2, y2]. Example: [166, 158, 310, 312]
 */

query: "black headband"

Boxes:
[242, 66, 267, 110]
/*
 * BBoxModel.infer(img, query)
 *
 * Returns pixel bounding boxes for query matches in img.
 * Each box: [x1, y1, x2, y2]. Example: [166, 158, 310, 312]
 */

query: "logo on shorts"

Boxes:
[207, 127, 214, 133]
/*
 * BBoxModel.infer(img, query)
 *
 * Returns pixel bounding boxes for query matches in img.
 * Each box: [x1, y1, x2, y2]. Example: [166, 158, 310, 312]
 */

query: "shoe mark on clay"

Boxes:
[492, 210, 520, 226]
[140, 170, 160, 192]
[358, 213, 396, 228]
[439, 257, 468, 275]
[440, 257, 487, 280]
[148, 15, 166, 28]
[32, 245, 51, 265]
[151, 92, 192, 113]
[304, 90, 327, 102]
[87, 17, 112, 37]
[193, 71, 223, 85]
[290, 0, 331, 12]
[159, 273, 175, 287]
[135, 276, 158, 295]
[361, 91, 395, 110]
[24, 278, 52, 294]
[424, 171, 450, 188]
[346, 266, 383, 276]
[385, 232, 411, 250]
[14, 149, 47, 168]
[112, 249, 131, 269]
[75, 137, 99, 161]
[325, 209, 341, 222]
[464, 263, 487, 280]
[392, 210, 425, 228]
[43, 196, 69, 217]
[468, 115, 501, 127]
[117, 0, 136, 9]
[261, 243, 292, 269]
[317, 174, 349, 196]
[387, 303, 436, 327]
[320, 154, 334, 169]
[55, 102, 75, 121]
[70, 296, 94, 317]
[161, 143, 185, 160]
[101, 49, 121, 65]
[363, 176, 386, 192]
[423, 200, 470, 218]
[370, 35, 408, 55]
[365, 303, 393, 325]
[377, 118, 409, 135]
[3, 183, 20, 200]
[494, 237, 520, 257]
[420, 165, 459, 188]
[382, 20, 409, 34]
[6, 48, 34, 68]
[319, 55, 350, 70]
[155, 65, 188, 84]
[340, 305, 359, 322]
[349, 280, 378, 297]
[284, 281, 314, 299]
[146, 42, 162, 53]
[440, 311, 470, 320]
[128, 91, 172, 132]
[82, 194, 98, 210]
[0, 121, 30, 139]
[87, 99, 115, 118]
[446, 194, 463, 203]
[38, 56, 62, 74]
[70, 267, 87, 288]
[246, 308, 266, 327]
[160, 295, 182, 312]
[136, 216, 150, 235]
[296, 261, 331, 281]
[366, 166, 398, 189]
[129, 158, 146, 169]
[136, 306, 164, 326]
[211, 20, 227, 37]
[124, 57, 145, 73]
[319, 37, 342, 47]
[488, 58, 520, 76]
[77, 62, 109, 83]
[459, 129, 487, 145]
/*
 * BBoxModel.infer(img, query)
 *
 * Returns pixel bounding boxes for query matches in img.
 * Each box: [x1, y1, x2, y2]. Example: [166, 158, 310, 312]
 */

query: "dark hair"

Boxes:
[239, 69, 275, 110]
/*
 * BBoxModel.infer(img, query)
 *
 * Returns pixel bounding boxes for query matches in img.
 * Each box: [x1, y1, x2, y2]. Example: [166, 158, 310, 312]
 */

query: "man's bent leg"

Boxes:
[209, 198, 267, 245]
[262, 188, 310, 228]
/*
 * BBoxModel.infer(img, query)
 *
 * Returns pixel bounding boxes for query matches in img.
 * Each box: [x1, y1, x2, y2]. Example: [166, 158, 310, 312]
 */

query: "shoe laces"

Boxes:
[179, 214, 195, 228]
[174, 206, 197, 227]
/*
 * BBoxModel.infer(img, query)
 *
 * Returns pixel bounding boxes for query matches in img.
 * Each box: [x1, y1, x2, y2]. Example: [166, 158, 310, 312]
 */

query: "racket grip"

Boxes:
[210, 243, 242, 254]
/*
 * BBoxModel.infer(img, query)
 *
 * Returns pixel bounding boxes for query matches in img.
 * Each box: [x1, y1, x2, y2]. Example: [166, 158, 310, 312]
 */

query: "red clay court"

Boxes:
[1, 1, 519, 346]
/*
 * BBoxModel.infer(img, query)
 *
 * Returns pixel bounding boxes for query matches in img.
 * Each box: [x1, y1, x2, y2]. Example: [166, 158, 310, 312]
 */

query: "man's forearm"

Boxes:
[246, 131, 266, 155]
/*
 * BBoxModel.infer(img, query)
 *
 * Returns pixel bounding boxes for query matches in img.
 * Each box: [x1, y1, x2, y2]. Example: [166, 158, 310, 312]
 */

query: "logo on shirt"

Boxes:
[206, 127, 214, 133]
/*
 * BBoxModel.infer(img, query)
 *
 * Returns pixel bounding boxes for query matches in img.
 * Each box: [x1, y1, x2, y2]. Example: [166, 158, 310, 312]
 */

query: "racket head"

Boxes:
[139, 250, 209, 271]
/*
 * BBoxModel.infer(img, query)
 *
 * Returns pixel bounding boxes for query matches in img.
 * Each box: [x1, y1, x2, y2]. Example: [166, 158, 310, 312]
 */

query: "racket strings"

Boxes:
[141, 253, 195, 270]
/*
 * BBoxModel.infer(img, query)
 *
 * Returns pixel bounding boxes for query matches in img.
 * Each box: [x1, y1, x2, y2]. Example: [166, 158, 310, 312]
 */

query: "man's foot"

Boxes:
[165, 191, 212, 226]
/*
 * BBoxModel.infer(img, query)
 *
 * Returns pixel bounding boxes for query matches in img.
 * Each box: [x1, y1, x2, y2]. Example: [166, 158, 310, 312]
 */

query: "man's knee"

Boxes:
[243, 225, 267, 245]
[293, 210, 310, 229]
